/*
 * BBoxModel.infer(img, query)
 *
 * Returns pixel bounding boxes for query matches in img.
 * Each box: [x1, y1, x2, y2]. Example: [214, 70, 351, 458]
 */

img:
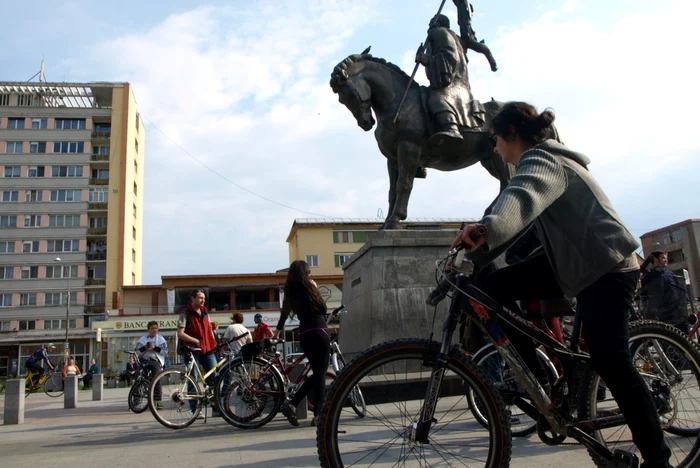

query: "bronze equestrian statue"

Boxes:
[330, 1, 559, 230]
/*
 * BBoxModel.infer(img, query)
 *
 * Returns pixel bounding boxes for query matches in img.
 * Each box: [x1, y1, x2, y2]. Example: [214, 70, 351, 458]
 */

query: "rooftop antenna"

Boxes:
[377, 208, 384, 219]
[26, 59, 46, 82]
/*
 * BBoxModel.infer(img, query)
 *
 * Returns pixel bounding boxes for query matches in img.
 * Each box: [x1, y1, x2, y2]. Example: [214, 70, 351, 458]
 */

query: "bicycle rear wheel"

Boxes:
[214, 356, 285, 429]
[336, 354, 367, 418]
[579, 320, 700, 467]
[128, 380, 149, 413]
[149, 369, 201, 429]
[317, 338, 511, 468]
[44, 374, 64, 397]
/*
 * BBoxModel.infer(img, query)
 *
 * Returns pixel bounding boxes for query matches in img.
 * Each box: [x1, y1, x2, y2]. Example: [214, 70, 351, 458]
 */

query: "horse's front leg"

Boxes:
[382, 158, 399, 229]
[384, 142, 421, 229]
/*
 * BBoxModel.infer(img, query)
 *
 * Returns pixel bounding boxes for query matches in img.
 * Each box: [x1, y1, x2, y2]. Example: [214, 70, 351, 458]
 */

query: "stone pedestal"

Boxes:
[92, 374, 104, 401]
[339, 230, 456, 360]
[64, 375, 78, 408]
[3, 379, 25, 425]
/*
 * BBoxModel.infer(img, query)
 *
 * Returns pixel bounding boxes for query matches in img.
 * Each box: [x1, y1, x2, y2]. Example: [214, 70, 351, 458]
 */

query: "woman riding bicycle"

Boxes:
[273, 260, 330, 427]
[453, 101, 672, 468]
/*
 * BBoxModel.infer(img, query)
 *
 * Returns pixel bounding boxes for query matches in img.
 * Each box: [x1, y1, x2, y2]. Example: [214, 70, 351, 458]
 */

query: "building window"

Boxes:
[19, 294, 37, 306]
[0, 95, 9, 106]
[45, 265, 78, 278]
[50, 189, 82, 202]
[6, 141, 23, 153]
[0, 294, 12, 307]
[43, 318, 61, 328]
[45, 292, 77, 306]
[28, 166, 45, 177]
[135, 113, 140, 130]
[8, 118, 25, 129]
[305, 255, 319, 268]
[89, 187, 108, 203]
[49, 215, 81, 227]
[25, 190, 43, 202]
[133, 182, 137, 196]
[51, 165, 83, 177]
[88, 266, 106, 279]
[47, 239, 79, 253]
[133, 203, 137, 218]
[2, 191, 19, 202]
[135, 139, 138, 153]
[22, 241, 39, 253]
[0, 266, 14, 279]
[24, 215, 42, 227]
[0, 241, 15, 253]
[0, 321, 9, 331]
[45, 318, 76, 328]
[31, 118, 47, 129]
[134, 160, 138, 174]
[29, 142, 46, 154]
[89, 217, 107, 229]
[87, 292, 105, 306]
[333, 231, 367, 244]
[132, 272, 136, 285]
[91, 168, 109, 179]
[132, 249, 136, 262]
[52, 141, 84, 153]
[4, 166, 20, 178]
[132, 226, 136, 239]
[54, 118, 86, 130]
[92, 146, 110, 156]
[94, 123, 111, 133]
[20, 266, 39, 279]
[19, 320, 37, 330]
[662, 229, 682, 245]
[0, 216, 17, 228]
[334, 253, 354, 268]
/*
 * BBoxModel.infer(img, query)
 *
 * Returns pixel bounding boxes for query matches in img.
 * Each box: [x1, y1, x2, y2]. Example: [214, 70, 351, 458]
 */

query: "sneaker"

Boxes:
[280, 400, 299, 427]
[310, 416, 318, 427]
[194, 412, 205, 420]
[156, 401, 164, 409]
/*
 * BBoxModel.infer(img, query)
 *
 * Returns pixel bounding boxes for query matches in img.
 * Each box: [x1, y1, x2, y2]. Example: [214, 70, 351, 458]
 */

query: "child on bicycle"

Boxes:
[453, 101, 672, 467]
[136, 321, 168, 409]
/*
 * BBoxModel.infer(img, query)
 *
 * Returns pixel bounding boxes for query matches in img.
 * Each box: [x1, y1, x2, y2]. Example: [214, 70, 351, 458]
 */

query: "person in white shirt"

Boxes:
[135, 321, 168, 407]
[223, 313, 252, 355]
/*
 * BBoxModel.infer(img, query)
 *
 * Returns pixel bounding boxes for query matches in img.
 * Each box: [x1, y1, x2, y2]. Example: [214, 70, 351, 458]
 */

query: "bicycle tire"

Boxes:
[128, 380, 149, 413]
[336, 354, 367, 418]
[214, 356, 285, 429]
[44, 373, 64, 397]
[148, 369, 201, 429]
[317, 338, 511, 468]
[579, 320, 700, 467]
[468, 345, 557, 437]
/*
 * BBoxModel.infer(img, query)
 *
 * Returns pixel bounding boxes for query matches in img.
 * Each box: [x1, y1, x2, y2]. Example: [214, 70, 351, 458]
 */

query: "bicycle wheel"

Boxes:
[214, 356, 285, 429]
[44, 373, 64, 397]
[579, 320, 700, 467]
[468, 345, 557, 437]
[128, 380, 149, 413]
[336, 353, 367, 418]
[317, 338, 511, 468]
[149, 369, 201, 429]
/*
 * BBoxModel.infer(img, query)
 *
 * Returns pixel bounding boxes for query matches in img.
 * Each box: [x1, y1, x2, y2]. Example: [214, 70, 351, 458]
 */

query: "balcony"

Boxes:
[85, 305, 106, 314]
[119, 306, 172, 316]
[91, 131, 111, 139]
[90, 154, 109, 162]
[85, 278, 106, 286]
[88, 228, 107, 236]
[87, 252, 107, 261]
[90, 178, 109, 185]
[88, 202, 108, 210]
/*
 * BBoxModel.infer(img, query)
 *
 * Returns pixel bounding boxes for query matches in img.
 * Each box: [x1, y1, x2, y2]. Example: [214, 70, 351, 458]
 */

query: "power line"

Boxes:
[140, 115, 330, 218]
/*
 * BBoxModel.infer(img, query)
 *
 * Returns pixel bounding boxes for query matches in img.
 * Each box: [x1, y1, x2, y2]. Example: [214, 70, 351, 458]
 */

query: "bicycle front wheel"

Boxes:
[579, 320, 700, 467]
[317, 338, 511, 468]
[149, 369, 201, 429]
[128, 380, 149, 413]
[44, 374, 64, 397]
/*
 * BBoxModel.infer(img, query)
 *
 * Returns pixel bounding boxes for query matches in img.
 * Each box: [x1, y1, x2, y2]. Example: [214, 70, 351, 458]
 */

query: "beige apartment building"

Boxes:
[0, 82, 144, 376]
[286, 218, 476, 276]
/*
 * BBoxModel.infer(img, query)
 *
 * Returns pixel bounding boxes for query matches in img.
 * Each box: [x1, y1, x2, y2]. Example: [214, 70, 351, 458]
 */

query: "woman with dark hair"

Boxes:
[273, 260, 329, 427]
[453, 101, 672, 467]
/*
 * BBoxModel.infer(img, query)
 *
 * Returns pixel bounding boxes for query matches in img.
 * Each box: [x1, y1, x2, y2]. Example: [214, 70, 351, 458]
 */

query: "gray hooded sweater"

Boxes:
[480, 140, 639, 297]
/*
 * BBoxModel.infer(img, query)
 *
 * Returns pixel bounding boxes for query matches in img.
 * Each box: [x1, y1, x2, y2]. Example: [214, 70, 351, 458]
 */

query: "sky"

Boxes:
[1, 0, 699, 284]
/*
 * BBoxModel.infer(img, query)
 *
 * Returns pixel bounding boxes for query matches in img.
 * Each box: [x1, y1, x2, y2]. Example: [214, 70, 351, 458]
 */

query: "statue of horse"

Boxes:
[330, 49, 559, 229]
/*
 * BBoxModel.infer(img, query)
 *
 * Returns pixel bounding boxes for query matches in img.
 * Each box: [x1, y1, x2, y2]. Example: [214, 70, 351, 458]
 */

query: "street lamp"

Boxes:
[54, 257, 70, 361]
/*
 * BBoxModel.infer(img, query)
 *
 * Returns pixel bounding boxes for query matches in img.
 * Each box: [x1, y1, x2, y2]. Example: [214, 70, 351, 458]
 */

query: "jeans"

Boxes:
[143, 360, 163, 401]
[290, 329, 331, 417]
[185, 352, 217, 412]
[481, 254, 671, 467]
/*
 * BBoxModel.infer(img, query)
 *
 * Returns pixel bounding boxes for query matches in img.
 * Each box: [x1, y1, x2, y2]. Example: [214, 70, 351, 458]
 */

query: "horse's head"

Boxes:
[330, 52, 375, 132]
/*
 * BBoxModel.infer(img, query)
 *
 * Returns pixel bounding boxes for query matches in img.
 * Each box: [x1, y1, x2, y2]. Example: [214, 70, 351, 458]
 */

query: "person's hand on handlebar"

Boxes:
[450, 224, 487, 252]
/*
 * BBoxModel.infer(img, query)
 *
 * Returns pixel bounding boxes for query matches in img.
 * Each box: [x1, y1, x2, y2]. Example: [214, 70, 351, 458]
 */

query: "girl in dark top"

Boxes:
[274, 260, 329, 427]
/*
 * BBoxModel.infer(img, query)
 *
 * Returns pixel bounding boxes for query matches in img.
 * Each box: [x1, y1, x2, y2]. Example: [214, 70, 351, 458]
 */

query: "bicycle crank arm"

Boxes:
[568, 427, 640, 467]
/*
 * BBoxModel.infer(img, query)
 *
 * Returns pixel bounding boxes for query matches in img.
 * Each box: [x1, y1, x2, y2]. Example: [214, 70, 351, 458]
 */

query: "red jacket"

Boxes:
[184, 305, 218, 355]
[254, 322, 272, 341]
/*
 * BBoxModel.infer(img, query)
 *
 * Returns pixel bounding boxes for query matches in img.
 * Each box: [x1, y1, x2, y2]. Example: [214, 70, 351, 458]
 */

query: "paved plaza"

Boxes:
[0, 387, 605, 467]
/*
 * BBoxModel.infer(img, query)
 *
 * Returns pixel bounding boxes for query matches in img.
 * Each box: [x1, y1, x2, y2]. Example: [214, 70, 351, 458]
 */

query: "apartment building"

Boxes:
[0, 82, 144, 375]
[640, 219, 700, 298]
[286, 218, 476, 276]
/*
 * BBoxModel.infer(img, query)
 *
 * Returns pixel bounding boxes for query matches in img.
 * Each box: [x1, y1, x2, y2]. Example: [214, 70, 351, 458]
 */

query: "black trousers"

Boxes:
[143, 360, 163, 401]
[290, 329, 330, 417]
[481, 254, 671, 467]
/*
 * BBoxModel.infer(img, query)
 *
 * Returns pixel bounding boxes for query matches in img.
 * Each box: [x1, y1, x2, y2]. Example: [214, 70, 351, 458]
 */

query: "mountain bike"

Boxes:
[127, 351, 157, 413]
[25, 367, 63, 398]
[317, 235, 700, 467]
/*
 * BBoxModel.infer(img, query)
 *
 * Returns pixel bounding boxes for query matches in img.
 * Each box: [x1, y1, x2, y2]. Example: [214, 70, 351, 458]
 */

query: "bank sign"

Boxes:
[113, 319, 179, 330]
[93, 312, 298, 332]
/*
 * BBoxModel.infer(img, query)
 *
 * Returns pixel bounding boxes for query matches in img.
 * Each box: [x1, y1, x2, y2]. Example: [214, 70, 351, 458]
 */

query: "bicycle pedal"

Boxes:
[612, 449, 639, 468]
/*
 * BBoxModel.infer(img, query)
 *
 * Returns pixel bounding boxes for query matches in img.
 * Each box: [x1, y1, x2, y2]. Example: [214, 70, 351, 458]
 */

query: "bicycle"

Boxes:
[317, 237, 700, 467]
[147, 345, 235, 429]
[25, 367, 63, 398]
[127, 351, 157, 413]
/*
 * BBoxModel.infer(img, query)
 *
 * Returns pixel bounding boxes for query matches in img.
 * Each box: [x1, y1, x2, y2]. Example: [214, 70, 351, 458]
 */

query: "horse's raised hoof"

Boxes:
[415, 167, 427, 179]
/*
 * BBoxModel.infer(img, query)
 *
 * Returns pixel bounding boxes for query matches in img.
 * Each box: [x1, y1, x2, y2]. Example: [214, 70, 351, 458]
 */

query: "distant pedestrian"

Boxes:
[223, 313, 252, 355]
[83, 359, 99, 389]
[641, 251, 690, 332]
[253, 313, 273, 341]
